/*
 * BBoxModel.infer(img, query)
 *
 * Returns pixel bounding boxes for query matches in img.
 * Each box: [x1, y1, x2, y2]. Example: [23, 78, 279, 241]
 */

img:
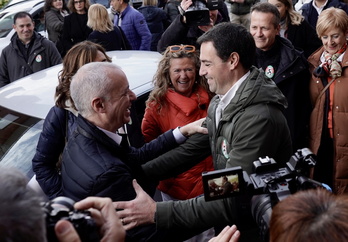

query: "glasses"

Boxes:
[74, 0, 84, 4]
[168, 45, 196, 53]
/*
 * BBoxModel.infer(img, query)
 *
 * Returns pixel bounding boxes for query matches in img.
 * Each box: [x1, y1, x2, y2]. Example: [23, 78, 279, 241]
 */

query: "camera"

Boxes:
[202, 166, 244, 201]
[184, 0, 224, 26]
[202, 148, 331, 241]
[42, 196, 100, 242]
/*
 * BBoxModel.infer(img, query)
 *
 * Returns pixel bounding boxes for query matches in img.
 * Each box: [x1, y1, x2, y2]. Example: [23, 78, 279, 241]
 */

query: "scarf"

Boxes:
[321, 42, 347, 79]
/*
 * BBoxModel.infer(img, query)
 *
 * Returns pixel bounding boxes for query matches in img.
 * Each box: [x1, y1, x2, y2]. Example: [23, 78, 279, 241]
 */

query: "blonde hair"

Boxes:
[143, 0, 157, 6]
[316, 7, 348, 38]
[87, 4, 114, 32]
[270, 0, 303, 26]
[146, 47, 211, 113]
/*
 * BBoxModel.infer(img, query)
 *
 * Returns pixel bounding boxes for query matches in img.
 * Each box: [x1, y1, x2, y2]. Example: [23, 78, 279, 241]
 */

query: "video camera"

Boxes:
[42, 196, 100, 242]
[202, 148, 331, 241]
[184, 0, 224, 26]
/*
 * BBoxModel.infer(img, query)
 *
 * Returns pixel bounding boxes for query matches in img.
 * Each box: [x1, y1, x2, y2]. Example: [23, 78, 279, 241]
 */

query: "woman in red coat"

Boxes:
[142, 45, 214, 240]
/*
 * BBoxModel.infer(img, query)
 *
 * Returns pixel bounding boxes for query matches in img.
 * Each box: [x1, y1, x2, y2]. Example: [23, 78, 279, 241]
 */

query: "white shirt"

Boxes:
[215, 71, 250, 128]
[312, 0, 328, 15]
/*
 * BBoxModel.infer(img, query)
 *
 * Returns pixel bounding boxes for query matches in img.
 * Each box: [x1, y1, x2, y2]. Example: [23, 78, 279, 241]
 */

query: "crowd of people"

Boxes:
[1, 0, 348, 241]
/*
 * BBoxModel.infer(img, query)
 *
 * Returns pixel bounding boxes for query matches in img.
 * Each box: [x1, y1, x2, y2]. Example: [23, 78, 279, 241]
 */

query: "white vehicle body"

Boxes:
[0, 50, 161, 195]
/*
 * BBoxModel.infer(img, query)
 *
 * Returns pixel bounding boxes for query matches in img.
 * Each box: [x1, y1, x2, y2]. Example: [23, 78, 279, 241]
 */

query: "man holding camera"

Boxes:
[115, 22, 292, 241]
[157, 0, 227, 53]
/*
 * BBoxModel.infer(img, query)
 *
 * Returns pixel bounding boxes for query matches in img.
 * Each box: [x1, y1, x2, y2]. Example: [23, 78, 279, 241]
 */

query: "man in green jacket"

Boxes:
[115, 22, 292, 241]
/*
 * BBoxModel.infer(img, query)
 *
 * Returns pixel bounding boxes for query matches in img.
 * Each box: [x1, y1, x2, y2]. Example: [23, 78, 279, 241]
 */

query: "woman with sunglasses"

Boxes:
[61, 0, 92, 57]
[142, 44, 215, 241]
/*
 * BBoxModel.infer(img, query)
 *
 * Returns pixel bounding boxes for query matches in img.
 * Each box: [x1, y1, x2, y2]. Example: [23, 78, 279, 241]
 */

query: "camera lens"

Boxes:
[251, 194, 272, 241]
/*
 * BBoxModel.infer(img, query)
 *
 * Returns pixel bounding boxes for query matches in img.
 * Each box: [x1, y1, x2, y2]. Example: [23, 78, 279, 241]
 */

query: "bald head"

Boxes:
[70, 62, 126, 117]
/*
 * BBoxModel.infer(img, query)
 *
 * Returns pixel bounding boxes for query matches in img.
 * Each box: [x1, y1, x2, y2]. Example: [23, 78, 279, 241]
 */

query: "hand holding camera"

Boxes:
[178, 0, 223, 26]
[44, 196, 125, 242]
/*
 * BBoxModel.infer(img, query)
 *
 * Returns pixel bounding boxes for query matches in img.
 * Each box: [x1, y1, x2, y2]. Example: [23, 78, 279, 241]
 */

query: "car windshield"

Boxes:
[0, 12, 14, 38]
[0, 105, 42, 178]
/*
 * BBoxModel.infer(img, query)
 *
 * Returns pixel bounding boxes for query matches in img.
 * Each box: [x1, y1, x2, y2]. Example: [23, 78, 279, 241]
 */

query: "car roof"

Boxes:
[0, 50, 161, 119]
[0, 0, 43, 14]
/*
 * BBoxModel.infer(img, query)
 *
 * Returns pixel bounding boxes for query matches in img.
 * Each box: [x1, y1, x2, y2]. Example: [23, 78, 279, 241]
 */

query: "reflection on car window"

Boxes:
[0, 106, 43, 178]
[0, 13, 15, 38]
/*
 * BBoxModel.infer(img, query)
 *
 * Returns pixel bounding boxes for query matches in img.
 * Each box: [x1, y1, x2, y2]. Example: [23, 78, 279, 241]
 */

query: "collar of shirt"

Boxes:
[98, 127, 122, 145]
[217, 70, 250, 112]
[312, 0, 328, 14]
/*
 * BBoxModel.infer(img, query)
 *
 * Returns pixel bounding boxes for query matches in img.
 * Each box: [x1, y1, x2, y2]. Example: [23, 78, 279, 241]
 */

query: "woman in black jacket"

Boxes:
[61, 0, 92, 56]
[87, 4, 131, 51]
[44, 0, 69, 53]
[269, 0, 322, 58]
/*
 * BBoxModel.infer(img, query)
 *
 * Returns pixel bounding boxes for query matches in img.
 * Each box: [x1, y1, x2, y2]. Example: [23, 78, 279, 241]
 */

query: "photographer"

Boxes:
[157, 0, 228, 52]
[0, 167, 125, 242]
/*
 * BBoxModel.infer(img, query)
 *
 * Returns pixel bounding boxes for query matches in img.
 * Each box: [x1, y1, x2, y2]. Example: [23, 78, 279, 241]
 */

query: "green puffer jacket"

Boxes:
[206, 66, 292, 174]
[143, 67, 292, 239]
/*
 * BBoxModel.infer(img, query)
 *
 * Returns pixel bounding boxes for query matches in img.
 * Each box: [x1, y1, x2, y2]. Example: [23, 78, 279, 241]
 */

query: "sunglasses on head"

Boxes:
[168, 45, 196, 53]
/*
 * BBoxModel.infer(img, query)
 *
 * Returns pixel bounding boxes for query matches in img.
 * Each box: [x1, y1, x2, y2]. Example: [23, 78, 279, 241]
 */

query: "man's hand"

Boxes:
[55, 197, 126, 242]
[208, 225, 240, 242]
[198, 23, 214, 32]
[180, 0, 193, 11]
[179, 117, 208, 137]
[113, 180, 156, 230]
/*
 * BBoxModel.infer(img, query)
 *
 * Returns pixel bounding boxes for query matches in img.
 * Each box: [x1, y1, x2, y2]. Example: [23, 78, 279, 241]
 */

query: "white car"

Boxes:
[0, 50, 161, 195]
[0, 0, 46, 55]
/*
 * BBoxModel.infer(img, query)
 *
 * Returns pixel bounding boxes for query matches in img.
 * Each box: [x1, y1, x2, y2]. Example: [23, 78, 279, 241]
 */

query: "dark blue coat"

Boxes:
[301, 0, 348, 29]
[32, 106, 77, 199]
[61, 114, 178, 202]
[87, 26, 131, 51]
[138, 5, 169, 51]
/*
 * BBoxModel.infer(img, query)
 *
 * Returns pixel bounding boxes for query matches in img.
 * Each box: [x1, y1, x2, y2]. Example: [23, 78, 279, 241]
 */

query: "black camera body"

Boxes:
[184, 0, 224, 26]
[202, 148, 330, 241]
[42, 196, 100, 242]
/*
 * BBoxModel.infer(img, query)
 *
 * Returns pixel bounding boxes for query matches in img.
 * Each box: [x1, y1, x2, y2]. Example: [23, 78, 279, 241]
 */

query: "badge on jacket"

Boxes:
[265, 65, 274, 79]
[221, 138, 229, 159]
[35, 54, 42, 63]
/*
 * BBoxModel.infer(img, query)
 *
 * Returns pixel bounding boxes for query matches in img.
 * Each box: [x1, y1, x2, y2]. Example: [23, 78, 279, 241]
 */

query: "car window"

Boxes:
[0, 13, 14, 38]
[0, 4, 45, 38]
[0, 106, 43, 179]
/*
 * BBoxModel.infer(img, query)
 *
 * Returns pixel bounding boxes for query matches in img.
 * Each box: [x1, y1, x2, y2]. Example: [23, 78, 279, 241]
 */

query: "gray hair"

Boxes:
[70, 62, 122, 117]
[0, 168, 46, 242]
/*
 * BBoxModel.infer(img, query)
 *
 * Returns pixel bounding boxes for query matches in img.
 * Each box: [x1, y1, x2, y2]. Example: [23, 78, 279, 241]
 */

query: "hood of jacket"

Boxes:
[138, 6, 161, 21]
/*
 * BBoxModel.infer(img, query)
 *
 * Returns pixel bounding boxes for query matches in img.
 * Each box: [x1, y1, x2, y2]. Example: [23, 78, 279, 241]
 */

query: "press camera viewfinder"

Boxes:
[202, 166, 244, 201]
